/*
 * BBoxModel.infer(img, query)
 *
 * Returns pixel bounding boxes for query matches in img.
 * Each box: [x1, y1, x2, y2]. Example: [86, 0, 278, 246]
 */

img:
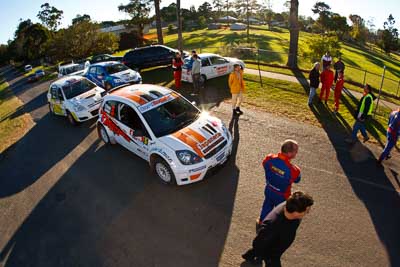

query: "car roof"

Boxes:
[108, 84, 173, 107]
[90, 61, 121, 67]
[197, 53, 220, 58]
[51, 75, 86, 87]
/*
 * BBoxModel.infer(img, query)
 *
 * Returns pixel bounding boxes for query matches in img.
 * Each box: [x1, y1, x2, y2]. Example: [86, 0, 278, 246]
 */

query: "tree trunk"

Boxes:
[287, 0, 299, 69]
[155, 0, 163, 44]
[176, 0, 183, 50]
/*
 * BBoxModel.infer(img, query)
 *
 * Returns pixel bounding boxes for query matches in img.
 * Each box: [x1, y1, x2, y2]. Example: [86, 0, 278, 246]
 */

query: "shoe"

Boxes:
[363, 136, 370, 143]
[242, 252, 262, 265]
[308, 103, 312, 107]
[235, 107, 243, 115]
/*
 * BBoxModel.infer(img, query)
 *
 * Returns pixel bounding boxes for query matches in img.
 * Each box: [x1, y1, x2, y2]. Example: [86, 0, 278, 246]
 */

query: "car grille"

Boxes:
[90, 109, 99, 116]
[204, 140, 227, 159]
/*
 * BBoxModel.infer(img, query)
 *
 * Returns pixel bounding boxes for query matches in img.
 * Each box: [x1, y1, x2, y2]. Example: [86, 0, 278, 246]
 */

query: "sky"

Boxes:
[1, 0, 399, 45]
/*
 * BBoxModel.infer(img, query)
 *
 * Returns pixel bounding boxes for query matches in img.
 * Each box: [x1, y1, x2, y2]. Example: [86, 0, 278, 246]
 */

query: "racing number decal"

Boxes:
[216, 66, 228, 75]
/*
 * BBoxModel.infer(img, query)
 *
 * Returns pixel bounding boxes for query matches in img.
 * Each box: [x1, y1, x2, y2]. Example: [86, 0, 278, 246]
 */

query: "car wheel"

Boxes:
[105, 82, 112, 91]
[200, 74, 207, 84]
[66, 111, 77, 126]
[98, 124, 111, 144]
[153, 157, 176, 185]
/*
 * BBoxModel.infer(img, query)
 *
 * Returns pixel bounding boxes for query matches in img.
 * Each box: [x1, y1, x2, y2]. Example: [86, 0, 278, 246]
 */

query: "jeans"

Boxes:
[308, 87, 316, 104]
[352, 120, 368, 140]
[379, 132, 397, 161]
[192, 73, 200, 91]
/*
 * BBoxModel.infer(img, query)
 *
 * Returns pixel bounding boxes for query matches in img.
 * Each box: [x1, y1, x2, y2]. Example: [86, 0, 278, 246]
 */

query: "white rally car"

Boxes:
[97, 84, 233, 185]
[181, 53, 245, 83]
[47, 76, 105, 125]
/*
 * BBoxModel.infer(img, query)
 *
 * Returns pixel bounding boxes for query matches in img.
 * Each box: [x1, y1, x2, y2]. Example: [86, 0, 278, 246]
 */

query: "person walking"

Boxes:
[319, 65, 334, 104]
[346, 84, 376, 144]
[229, 64, 245, 116]
[257, 140, 301, 227]
[333, 70, 344, 113]
[308, 62, 320, 106]
[321, 51, 332, 70]
[242, 191, 314, 266]
[377, 108, 400, 164]
[172, 51, 183, 89]
[334, 56, 345, 82]
[191, 54, 201, 93]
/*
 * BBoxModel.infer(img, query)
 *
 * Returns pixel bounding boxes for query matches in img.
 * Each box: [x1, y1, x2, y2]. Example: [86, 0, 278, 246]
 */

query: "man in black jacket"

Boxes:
[345, 84, 377, 144]
[308, 62, 320, 106]
[334, 57, 345, 82]
[242, 191, 314, 266]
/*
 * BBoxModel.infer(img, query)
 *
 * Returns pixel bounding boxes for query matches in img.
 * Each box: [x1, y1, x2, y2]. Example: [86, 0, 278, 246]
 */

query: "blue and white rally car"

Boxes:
[86, 61, 142, 91]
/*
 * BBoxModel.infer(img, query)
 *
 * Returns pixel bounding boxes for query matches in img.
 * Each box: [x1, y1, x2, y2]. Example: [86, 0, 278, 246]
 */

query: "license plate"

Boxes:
[216, 152, 225, 162]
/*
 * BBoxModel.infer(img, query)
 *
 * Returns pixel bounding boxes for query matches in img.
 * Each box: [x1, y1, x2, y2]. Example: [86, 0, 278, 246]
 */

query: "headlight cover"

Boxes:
[73, 103, 86, 112]
[176, 150, 203, 165]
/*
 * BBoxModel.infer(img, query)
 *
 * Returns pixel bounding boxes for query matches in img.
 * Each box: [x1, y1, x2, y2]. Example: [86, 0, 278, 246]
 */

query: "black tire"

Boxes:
[153, 157, 176, 185]
[97, 124, 110, 145]
[66, 111, 77, 126]
[200, 74, 207, 84]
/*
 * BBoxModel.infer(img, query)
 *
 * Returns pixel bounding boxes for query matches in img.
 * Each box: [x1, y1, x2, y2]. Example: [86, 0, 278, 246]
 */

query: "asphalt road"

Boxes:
[0, 66, 399, 267]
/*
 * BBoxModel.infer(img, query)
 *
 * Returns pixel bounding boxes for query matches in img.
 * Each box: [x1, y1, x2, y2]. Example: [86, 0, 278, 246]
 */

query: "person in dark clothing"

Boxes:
[334, 57, 345, 82]
[242, 191, 314, 266]
[308, 62, 320, 106]
[345, 84, 377, 144]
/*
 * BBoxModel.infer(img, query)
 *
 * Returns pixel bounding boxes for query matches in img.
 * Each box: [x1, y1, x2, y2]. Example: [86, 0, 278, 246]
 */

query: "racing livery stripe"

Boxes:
[173, 131, 204, 158]
[100, 110, 139, 145]
[112, 90, 148, 105]
[181, 128, 206, 143]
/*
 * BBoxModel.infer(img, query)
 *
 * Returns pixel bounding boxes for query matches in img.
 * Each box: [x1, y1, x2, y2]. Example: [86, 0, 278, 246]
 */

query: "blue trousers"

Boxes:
[379, 133, 397, 161]
[352, 120, 368, 140]
[259, 188, 286, 221]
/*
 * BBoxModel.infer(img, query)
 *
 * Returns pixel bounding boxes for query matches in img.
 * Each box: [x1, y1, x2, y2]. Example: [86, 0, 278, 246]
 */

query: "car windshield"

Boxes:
[142, 96, 201, 138]
[105, 64, 128, 74]
[62, 79, 96, 99]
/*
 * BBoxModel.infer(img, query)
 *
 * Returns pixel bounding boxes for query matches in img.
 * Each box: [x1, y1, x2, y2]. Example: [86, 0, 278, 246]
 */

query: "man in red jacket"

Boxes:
[319, 65, 334, 104]
[333, 70, 344, 113]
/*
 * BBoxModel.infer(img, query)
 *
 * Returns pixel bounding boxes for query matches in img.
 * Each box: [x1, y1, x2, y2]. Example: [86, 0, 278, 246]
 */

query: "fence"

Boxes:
[194, 45, 399, 117]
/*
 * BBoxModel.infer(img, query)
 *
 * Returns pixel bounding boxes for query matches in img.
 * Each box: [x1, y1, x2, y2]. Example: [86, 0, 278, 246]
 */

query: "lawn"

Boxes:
[140, 67, 390, 145]
[0, 76, 34, 153]
[148, 27, 400, 97]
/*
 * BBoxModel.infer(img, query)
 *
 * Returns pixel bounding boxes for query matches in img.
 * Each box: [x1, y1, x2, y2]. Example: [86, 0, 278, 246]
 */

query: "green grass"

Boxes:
[149, 27, 400, 97]
[0, 77, 33, 153]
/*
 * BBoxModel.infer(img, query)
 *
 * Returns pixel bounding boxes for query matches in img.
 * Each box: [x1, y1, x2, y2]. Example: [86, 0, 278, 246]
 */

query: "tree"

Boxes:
[287, 0, 299, 68]
[154, 0, 164, 44]
[37, 3, 63, 31]
[349, 14, 368, 44]
[176, 0, 183, 50]
[118, 0, 152, 39]
[330, 13, 349, 39]
[311, 1, 332, 32]
[198, 2, 213, 20]
[304, 35, 341, 63]
[234, 0, 259, 42]
[0, 44, 9, 65]
[160, 3, 177, 22]
[213, 0, 224, 19]
[380, 14, 399, 53]
[72, 14, 91, 25]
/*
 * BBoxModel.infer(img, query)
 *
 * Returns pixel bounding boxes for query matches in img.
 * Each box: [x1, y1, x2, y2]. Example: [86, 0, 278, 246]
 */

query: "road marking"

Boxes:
[303, 165, 400, 193]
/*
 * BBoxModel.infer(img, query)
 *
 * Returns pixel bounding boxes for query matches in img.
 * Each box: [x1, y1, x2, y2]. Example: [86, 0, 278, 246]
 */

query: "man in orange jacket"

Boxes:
[333, 70, 344, 113]
[229, 64, 245, 116]
[319, 65, 334, 104]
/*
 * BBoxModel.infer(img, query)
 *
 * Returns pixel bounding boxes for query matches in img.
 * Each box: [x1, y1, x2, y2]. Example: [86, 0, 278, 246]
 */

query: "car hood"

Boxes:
[68, 87, 105, 108]
[159, 114, 229, 158]
[112, 70, 141, 82]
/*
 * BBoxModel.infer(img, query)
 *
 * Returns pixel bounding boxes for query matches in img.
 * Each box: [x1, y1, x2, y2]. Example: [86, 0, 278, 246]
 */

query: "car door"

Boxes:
[87, 66, 100, 86]
[209, 56, 230, 78]
[115, 101, 151, 160]
[200, 57, 212, 78]
[49, 85, 66, 115]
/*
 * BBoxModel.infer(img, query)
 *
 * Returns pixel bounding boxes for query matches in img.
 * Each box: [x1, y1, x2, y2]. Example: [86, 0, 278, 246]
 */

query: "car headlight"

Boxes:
[73, 104, 86, 112]
[176, 150, 203, 165]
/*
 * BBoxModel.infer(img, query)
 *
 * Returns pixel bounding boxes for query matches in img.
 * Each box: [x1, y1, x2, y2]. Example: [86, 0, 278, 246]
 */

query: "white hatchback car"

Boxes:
[47, 76, 105, 125]
[97, 84, 233, 185]
[181, 53, 245, 83]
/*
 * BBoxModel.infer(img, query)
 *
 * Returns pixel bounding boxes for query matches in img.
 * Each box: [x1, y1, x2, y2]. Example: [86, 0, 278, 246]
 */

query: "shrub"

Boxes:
[302, 35, 342, 63]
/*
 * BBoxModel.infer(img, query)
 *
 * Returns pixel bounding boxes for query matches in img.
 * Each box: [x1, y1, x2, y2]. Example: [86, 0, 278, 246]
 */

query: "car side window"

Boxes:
[50, 86, 59, 99]
[96, 67, 105, 76]
[117, 103, 149, 137]
[201, 58, 211, 67]
[103, 100, 118, 118]
[210, 57, 226, 65]
[89, 67, 96, 75]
